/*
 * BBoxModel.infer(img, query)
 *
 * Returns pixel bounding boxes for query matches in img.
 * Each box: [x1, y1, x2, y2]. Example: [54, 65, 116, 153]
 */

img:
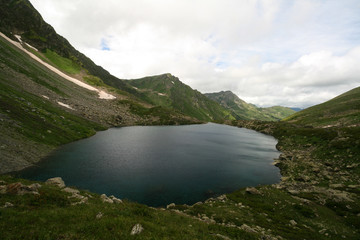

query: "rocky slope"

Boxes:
[205, 91, 295, 121]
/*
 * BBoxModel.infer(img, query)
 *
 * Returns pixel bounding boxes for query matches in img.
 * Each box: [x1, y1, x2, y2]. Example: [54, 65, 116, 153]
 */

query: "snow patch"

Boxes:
[171, 81, 175, 84]
[0, 32, 116, 100]
[14, 34, 22, 43]
[42, 95, 49, 99]
[25, 42, 38, 52]
[157, 92, 166, 96]
[132, 86, 138, 90]
[57, 101, 74, 110]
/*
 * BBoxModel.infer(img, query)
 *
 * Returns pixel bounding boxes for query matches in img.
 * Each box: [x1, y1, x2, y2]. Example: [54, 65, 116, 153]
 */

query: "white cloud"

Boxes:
[29, 0, 360, 108]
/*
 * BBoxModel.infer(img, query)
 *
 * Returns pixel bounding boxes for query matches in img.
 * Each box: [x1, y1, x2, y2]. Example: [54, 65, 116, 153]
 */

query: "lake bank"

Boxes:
[17, 123, 280, 207]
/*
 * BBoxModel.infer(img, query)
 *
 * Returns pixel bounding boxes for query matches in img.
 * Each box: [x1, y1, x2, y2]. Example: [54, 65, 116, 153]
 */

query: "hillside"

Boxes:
[205, 91, 295, 121]
[0, 0, 140, 95]
[284, 86, 360, 127]
[127, 74, 236, 122]
[1, 1, 359, 239]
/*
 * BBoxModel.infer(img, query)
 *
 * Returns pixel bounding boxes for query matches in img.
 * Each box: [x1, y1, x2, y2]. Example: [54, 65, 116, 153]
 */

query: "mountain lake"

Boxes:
[18, 123, 281, 207]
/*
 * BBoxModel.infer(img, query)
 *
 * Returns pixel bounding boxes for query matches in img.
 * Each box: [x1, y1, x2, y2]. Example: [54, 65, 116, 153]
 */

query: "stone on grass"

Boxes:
[4, 202, 14, 208]
[167, 203, 175, 209]
[45, 177, 65, 188]
[62, 187, 80, 194]
[96, 212, 103, 219]
[290, 220, 297, 226]
[6, 182, 39, 195]
[246, 187, 261, 195]
[109, 195, 123, 204]
[130, 223, 144, 235]
[100, 194, 114, 204]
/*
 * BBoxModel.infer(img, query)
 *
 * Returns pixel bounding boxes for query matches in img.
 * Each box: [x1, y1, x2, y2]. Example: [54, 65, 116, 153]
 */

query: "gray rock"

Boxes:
[96, 212, 103, 219]
[62, 187, 80, 194]
[100, 194, 114, 204]
[4, 202, 14, 208]
[246, 187, 261, 195]
[130, 223, 144, 235]
[6, 182, 39, 195]
[109, 195, 123, 204]
[240, 224, 257, 233]
[217, 195, 227, 201]
[28, 183, 42, 191]
[330, 184, 344, 189]
[167, 203, 176, 209]
[45, 177, 65, 188]
[290, 220, 297, 226]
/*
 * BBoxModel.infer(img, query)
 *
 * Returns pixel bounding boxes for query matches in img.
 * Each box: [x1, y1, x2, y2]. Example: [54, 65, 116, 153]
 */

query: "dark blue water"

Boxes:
[18, 123, 280, 207]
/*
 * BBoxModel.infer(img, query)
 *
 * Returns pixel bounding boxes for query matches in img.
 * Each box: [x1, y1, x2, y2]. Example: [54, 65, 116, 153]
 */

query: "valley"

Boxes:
[0, 0, 359, 239]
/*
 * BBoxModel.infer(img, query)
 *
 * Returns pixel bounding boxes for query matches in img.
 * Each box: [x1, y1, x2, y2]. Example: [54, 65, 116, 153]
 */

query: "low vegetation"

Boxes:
[204, 91, 295, 121]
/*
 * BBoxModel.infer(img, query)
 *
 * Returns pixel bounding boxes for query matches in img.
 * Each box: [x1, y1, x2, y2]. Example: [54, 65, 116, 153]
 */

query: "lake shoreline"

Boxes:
[16, 123, 281, 207]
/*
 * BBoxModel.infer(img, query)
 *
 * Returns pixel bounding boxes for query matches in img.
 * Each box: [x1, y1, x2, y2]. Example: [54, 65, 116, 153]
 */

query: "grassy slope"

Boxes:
[284, 86, 360, 127]
[205, 91, 295, 121]
[0, 176, 258, 240]
[0, 0, 138, 95]
[127, 74, 236, 122]
[0, 32, 201, 174]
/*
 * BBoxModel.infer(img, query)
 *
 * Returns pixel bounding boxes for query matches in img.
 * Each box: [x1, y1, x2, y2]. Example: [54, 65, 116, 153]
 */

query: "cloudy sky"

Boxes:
[30, 0, 360, 108]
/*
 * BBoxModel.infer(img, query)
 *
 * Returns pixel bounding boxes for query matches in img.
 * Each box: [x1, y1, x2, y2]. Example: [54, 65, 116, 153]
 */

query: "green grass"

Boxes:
[128, 74, 236, 122]
[204, 91, 296, 121]
[43, 49, 81, 75]
[0, 175, 258, 240]
[284, 86, 360, 127]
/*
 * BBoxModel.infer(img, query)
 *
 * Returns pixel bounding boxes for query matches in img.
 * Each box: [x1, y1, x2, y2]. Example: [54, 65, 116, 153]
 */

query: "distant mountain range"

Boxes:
[204, 91, 295, 121]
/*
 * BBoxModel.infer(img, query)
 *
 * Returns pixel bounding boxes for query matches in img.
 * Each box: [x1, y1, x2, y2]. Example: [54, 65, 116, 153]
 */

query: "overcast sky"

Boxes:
[29, 0, 360, 108]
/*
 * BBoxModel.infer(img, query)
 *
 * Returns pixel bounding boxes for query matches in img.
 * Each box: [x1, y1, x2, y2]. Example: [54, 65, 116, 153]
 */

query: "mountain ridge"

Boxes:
[127, 74, 236, 122]
[204, 90, 295, 121]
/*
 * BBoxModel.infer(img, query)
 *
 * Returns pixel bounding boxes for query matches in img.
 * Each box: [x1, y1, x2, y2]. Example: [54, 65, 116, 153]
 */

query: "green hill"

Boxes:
[127, 74, 236, 122]
[284, 86, 360, 127]
[205, 91, 295, 121]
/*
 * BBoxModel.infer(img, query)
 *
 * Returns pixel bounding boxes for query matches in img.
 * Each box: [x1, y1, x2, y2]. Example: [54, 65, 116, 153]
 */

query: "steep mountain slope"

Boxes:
[127, 74, 236, 122]
[205, 91, 295, 121]
[0, 0, 137, 94]
[284, 86, 360, 127]
[0, 22, 197, 174]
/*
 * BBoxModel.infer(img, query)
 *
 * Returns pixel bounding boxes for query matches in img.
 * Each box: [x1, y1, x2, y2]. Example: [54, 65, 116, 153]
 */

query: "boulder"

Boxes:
[62, 187, 80, 194]
[246, 187, 261, 195]
[167, 203, 176, 209]
[240, 224, 257, 233]
[96, 212, 103, 219]
[45, 177, 65, 188]
[4, 202, 14, 208]
[329, 184, 344, 189]
[130, 223, 144, 235]
[100, 194, 114, 204]
[109, 195, 123, 204]
[290, 220, 297, 226]
[6, 182, 39, 195]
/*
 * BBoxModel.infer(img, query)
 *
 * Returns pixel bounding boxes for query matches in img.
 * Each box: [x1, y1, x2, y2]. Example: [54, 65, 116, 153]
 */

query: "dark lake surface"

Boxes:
[19, 123, 281, 207]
